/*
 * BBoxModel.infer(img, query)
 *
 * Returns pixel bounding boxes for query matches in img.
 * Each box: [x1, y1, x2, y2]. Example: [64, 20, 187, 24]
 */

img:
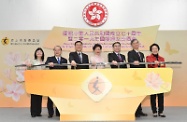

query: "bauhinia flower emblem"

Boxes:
[82, 2, 108, 26]
[145, 72, 164, 90]
[89, 7, 103, 20]
[4, 82, 25, 102]
[0, 52, 29, 102]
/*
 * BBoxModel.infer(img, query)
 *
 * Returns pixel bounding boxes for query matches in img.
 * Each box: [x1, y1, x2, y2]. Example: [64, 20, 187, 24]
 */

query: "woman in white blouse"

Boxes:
[90, 44, 105, 69]
[27, 47, 45, 117]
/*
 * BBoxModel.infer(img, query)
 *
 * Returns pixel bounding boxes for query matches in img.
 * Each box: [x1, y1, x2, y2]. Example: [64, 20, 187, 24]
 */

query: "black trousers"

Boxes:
[150, 93, 164, 113]
[47, 97, 60, 116]
[30, 94, 42, 116]
[135, 103, 143, 115]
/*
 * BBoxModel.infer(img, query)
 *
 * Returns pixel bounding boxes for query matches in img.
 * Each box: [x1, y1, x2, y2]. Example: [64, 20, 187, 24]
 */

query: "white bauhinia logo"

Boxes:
[82, 2, 108, 26]
[89, 7, 103, 20]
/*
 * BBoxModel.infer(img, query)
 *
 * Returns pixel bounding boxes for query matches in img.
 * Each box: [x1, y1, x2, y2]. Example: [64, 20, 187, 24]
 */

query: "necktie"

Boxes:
[57, 57, 61, 64]
[117, 54, 123, 62]
[78, 53, 82, 63]
[137, 52, 142, 61]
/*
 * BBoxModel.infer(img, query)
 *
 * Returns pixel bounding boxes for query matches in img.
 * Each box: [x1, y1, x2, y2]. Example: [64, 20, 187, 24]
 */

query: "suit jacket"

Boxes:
[69, 52, 89, 69]
[127, 50, 146, 68]
[45, 56, 68, 69]
[146, 54, 165, 68]
[108, 52, 127, 68]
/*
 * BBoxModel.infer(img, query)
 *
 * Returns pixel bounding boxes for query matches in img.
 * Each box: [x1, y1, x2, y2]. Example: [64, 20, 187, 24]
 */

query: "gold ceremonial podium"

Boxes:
[25, 68, 173, 121]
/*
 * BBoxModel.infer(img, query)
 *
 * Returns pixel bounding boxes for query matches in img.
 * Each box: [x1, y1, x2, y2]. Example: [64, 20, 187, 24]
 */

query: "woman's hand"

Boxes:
[26, 63, 32, 67]
[91, 61, 96, 66]
[154, 61, 159, 65]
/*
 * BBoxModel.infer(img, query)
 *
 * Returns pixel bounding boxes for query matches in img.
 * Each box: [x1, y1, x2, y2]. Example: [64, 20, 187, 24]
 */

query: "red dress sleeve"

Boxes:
[159, 56, 166, 67]
[146, 55, 155, 68]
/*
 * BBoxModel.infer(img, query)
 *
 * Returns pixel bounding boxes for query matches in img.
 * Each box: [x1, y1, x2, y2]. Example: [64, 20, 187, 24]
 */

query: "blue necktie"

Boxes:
[57, 57, 61, 64]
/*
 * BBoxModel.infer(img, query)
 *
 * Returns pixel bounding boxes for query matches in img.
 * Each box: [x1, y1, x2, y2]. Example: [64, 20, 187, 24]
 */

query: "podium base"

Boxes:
[25, 69, 173, 121]
[60, 114, 135, 121]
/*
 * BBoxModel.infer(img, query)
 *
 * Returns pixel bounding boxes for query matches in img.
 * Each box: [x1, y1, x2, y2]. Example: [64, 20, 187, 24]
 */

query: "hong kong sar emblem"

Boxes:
[82, 2, 108, 27]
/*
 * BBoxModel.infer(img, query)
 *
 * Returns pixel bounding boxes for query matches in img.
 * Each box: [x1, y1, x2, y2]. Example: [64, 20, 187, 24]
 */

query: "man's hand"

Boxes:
[48, 62, 54, 67]
[133, 61, 139, 65]
[71, 60, 77, 67]
[112, 60, 118, 65]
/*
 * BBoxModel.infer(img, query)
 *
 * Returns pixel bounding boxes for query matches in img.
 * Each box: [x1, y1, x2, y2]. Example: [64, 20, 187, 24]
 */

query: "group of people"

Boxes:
[28, 39, 166, 119]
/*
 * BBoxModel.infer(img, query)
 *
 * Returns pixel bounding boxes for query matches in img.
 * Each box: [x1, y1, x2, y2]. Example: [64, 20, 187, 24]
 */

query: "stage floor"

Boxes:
[0, 107, 186, 122]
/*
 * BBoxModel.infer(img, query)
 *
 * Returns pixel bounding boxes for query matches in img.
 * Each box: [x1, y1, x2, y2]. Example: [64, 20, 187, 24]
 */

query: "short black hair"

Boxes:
[93, 44, 102, 50]
[75, 41, 83, 46]
[112, 42, 121, 47]
[34, 47, 44, 61]
[131, 39, 139, 45]
[149, 43, 160, 51]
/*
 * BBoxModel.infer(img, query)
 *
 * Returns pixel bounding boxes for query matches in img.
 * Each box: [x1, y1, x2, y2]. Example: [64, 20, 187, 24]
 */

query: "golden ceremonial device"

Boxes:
[15, 61, 182, 68]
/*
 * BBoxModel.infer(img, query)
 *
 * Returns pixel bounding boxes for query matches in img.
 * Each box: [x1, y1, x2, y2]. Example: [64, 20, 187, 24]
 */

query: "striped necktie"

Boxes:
[117, 54, 123, 62]
[78, 53, 82, 63]
[137, 52, 142, 61]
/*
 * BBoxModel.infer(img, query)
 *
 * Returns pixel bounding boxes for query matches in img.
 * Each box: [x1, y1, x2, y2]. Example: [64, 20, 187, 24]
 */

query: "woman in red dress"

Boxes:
[146, 43, 166, 118]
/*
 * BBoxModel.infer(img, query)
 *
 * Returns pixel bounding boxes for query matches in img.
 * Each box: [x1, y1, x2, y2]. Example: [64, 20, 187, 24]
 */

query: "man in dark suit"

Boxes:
[69, 41, 89, 69]
[127, 39, 147, 117]
[108, 42, 127, 68]
[45, 45, 68, 118]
